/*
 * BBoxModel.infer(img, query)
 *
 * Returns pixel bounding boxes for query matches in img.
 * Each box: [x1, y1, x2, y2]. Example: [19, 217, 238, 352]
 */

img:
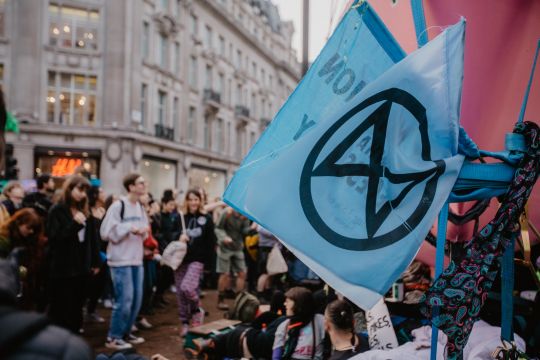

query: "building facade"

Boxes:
[3, 0, 300, 198]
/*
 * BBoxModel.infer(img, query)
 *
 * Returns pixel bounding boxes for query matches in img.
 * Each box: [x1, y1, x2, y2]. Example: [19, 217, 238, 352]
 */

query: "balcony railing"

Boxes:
[235, 105, 250, 119]
[155, 123, 174, 141]
[260, 117, 271, 128]
[203, 89, 221, 104]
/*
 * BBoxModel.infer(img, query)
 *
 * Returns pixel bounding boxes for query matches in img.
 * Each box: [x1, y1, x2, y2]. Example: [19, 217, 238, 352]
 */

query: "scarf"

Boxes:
[420, 121, 540, 359]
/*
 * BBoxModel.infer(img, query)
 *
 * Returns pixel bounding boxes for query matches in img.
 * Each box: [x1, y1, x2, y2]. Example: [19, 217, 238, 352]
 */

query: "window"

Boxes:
[189, 56, 198, 89]
[261, 98, 266, 116]
[173, 97, 179, 134]
[203, 115, 210, 149]
[142, 21, 150, 60]
[227, 122, 231, 155]
[216, 118, 224, 152]
[205, 25, 212, 49]
[0, 63, 4, 91]
[251, 93, 256, 117]
[228, 79, 232, 105]
[205, 65, 212, 89]
[252, 62, 257, 78]
[250, 131, 256, 148]
[157, 90, 167, 125]
[188, 106, 196, 142]
[218, 36, 225, 56]
[261, 68, 265, 84]
[0, 0, 5, 37]
[236, 84, 242, 105]
[140, 83, 147, 126]
[174, 42, 180, 74]
[217, 73, 224, 95]
[159, 33, 168, 68]
[236, 49, 242, 69]
[226, 122, 232, 155]
[190, 14, 198, 35]
[161, 0, 169, 11]
[175, 0, 182, 18]
[47, 71, 97, 126]
[49, 4, 99, 50]
[269, 74, 273, 88]
[236, 129, 242, 158]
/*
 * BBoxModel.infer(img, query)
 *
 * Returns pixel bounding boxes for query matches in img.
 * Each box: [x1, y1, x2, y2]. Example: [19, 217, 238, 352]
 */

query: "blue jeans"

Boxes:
[108, 265, 144, 339]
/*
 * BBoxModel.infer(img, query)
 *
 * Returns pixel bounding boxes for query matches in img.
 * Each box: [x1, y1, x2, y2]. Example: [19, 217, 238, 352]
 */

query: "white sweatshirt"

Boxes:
[100, 197, 149, 267]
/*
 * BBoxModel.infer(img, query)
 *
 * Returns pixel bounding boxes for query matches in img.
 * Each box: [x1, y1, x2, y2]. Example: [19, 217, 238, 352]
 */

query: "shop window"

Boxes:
[49, 3, 100, 50]
[47, 71, 97, 126]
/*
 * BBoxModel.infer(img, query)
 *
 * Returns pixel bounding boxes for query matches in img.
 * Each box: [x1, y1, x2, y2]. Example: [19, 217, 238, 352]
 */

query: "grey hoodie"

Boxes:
[100, 197, 149, 267]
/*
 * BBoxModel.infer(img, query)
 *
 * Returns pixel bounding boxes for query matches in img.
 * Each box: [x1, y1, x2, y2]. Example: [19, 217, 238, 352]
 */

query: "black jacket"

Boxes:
[22, 191, 53, 218]
[182, 212, 217, 264]
[157, 211, 181, 253]
[46, 203, 100, 278]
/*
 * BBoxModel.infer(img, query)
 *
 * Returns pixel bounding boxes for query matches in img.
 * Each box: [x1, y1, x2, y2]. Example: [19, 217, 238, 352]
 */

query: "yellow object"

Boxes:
[244, 234, 259, 261]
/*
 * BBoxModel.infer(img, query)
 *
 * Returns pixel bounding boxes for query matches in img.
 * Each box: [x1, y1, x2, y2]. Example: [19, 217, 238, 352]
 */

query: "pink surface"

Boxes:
[371, 0, 540, 246]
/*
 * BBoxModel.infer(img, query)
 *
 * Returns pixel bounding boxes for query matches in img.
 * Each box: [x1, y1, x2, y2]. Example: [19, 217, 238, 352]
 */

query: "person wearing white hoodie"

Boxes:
[100, 173, 149, 350]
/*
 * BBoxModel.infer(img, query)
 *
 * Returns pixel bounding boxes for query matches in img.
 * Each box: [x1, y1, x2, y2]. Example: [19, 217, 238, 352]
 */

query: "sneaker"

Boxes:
[125, 333, 145, 345]
[103, 299, 113, 309]
[131, 324, 139, 333]
[217, 301, 229, 311]
[180, 323, 189, 337]
[86, 312, 105, 323]
[105, 337, 133, 350]
[137, 317, 153, 329]
[191, 307, 205, 328]
[170, 285, 177, 293]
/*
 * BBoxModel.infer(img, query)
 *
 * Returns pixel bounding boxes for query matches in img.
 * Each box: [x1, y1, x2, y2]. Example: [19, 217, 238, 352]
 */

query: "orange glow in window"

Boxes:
[51, 158, 82, 177]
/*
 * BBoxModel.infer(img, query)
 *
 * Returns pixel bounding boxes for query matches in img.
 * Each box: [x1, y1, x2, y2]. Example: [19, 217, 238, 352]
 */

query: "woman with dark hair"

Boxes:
[272, 287, 326, 359]
[46, 175, 100, 333]
[176, 189, 217, 336]
[0, 208, 43, 308]
[325, 299, 368, 359]
[85, 186, 108, 323]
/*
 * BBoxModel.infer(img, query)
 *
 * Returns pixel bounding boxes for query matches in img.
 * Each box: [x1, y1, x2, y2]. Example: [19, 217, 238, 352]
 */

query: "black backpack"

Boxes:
[229, 291, 260, 323]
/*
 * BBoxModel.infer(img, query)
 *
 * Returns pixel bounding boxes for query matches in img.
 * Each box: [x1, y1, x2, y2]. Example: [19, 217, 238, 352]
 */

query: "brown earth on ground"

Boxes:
[83, 290, 232, 360]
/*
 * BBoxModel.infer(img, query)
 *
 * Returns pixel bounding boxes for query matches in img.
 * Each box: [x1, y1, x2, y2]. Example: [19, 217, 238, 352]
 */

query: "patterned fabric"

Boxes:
[174, 261, 204, 323]
[420, 121, 540, 360]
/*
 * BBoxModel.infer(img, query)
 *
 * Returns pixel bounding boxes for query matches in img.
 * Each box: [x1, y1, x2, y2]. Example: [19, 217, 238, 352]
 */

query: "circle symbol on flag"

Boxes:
[300, 88, 446, 251]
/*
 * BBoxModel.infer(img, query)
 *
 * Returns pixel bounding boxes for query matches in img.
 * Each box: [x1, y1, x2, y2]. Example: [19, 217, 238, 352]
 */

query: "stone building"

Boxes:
[3, 0, 300, 198]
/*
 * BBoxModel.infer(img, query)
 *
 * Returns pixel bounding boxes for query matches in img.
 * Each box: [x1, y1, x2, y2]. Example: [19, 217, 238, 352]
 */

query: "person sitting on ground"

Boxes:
[185, 290, 287, 360]
[272, 287, 326, 360]
[324, 299, 369, 359]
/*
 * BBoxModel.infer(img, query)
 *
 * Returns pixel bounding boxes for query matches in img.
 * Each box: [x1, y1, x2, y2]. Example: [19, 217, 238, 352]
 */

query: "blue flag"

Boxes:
[224, 3, 466, 310]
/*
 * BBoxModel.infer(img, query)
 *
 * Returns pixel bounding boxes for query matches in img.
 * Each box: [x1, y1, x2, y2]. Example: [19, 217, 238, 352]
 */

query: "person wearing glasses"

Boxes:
[46, 175, 100, 334]
[100, 173, 149, 350]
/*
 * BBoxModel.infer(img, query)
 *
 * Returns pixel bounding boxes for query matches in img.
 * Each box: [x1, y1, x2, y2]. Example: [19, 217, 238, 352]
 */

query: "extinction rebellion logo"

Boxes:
[299, 88, 445, 251]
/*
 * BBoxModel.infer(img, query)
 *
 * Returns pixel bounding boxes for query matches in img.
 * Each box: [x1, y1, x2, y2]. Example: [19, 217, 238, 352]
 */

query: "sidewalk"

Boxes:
[83, 290, 231, 359]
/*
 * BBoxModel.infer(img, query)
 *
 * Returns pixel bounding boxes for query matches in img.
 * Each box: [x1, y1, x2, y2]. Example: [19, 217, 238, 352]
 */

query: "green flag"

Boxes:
[5, 111, 19, 133]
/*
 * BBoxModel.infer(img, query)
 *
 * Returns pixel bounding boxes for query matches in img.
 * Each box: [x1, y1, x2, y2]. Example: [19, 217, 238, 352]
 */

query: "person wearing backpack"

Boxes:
[100, 173, 149, 350]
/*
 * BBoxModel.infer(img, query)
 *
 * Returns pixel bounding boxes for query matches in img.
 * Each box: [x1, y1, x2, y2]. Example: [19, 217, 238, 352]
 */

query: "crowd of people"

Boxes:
[0, 170, 373, 359]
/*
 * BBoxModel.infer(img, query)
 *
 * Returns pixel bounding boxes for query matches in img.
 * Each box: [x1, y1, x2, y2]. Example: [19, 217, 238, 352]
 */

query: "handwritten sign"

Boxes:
[365, 299, 398, 350]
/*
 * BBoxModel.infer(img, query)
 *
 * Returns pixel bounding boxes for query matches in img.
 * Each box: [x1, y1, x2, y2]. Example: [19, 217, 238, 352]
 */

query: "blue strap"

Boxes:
[431, 203, 449, 360]
[518, 39, 540, 124]
[411, 0, 428, 47]
[501, 235, 516, 342]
